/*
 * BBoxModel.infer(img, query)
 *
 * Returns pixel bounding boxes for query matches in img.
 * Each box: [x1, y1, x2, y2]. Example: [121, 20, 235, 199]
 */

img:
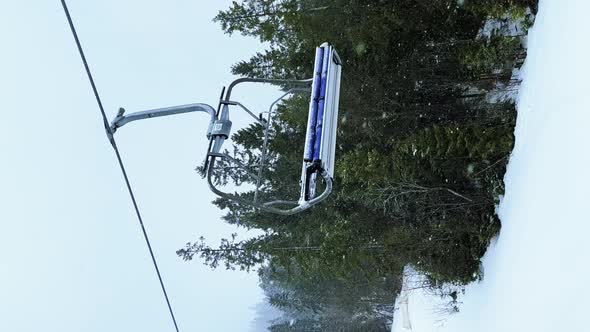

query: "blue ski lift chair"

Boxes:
[110, 43, 342, 215]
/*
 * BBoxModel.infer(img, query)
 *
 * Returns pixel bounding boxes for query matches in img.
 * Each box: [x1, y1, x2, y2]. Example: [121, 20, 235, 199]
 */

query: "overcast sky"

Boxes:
[0, 1, 282, 331]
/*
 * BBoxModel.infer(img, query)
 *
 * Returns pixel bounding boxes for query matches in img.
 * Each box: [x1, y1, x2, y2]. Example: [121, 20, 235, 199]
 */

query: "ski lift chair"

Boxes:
[110, 43, 342, 215]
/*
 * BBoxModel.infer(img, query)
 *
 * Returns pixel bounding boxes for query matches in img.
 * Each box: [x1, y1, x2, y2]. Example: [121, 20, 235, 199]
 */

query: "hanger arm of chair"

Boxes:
[110, 103, 216, 134]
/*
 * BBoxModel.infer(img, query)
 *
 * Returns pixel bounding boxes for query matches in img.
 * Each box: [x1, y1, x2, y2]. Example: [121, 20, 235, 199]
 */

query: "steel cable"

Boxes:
[60, 1, 180, 331]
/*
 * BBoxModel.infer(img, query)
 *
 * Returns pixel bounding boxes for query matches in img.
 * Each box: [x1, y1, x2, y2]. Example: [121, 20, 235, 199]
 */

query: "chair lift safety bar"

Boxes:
[109, 43, 342, 215]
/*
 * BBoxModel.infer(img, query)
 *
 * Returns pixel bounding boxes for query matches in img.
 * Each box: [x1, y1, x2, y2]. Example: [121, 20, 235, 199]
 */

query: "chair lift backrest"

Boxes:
[301, 43, 342, 202]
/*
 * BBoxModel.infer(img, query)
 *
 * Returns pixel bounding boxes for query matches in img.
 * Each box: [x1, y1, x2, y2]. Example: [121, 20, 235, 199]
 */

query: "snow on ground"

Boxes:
[392, 1, 590, 331]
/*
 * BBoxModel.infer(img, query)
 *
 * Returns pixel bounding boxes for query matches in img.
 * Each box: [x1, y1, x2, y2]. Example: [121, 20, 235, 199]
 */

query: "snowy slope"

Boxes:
[392, 1, 590, 331]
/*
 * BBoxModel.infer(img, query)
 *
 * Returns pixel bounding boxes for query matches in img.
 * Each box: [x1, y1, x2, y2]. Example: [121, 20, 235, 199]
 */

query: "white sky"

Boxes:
[0, 1, 283, 331]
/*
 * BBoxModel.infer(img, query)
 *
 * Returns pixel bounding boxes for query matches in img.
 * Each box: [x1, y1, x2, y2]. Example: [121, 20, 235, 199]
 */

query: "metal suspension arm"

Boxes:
[110, 103, 216, 133]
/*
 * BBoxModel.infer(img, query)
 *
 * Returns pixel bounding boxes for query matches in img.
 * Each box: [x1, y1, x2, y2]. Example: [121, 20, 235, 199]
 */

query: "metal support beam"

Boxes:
[110, 103, 216, 134]
[224, 77, 312, 101]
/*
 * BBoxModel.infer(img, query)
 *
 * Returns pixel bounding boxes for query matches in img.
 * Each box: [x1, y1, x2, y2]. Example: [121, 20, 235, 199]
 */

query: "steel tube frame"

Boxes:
[205, 77, 335, 215]
[207, 157, 332, 215]
[108, 74, 336, 215]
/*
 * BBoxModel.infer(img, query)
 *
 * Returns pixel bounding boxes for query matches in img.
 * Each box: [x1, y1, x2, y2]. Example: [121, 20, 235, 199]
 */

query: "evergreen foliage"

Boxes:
[180, 0, 538, 330]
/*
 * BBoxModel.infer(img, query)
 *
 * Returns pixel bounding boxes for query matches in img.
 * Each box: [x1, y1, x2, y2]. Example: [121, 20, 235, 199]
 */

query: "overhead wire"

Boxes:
[59, 1, 180, 331]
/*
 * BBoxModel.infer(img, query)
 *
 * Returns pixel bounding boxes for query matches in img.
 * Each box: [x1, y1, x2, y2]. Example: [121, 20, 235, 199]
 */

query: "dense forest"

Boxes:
[178, 0, 538, 330]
